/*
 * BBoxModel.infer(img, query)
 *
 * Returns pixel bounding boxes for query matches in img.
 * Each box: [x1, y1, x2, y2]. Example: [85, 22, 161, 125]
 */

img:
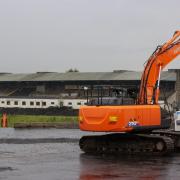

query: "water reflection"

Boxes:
[79, 153, 179, 180]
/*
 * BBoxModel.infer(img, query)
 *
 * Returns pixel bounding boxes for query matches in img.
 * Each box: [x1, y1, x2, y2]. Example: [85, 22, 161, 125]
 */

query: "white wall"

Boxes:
[0, 98, 87, 109]
[0, 98, 59, 108]
[62, 99, 87, 109]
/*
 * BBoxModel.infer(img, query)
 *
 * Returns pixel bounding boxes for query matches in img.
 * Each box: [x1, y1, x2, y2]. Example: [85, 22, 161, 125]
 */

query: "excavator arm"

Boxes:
[138, 31, 180, 105]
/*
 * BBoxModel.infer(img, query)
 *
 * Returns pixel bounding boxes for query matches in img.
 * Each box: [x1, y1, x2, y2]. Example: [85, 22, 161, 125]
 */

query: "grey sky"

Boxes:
[0, 0, 179, 73]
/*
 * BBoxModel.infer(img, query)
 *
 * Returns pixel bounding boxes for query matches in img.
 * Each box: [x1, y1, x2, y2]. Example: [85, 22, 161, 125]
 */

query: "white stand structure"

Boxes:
[174, 111, 180, 131]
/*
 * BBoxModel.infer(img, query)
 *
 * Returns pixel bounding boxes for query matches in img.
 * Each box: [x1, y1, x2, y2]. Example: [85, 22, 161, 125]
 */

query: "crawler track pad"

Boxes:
[79, 133, 174, 156]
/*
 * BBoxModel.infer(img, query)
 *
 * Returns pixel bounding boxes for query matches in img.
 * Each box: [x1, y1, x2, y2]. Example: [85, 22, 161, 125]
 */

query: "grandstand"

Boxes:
[0, 70, 177, 115]
[0, 70, 176, 99]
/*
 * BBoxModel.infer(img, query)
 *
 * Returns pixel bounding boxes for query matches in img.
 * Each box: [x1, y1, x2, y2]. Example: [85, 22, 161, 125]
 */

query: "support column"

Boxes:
[176, 70, 180, 109]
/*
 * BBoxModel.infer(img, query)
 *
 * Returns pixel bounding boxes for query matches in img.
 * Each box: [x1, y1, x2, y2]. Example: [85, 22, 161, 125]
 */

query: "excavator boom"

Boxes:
[138, 31, 180, 104]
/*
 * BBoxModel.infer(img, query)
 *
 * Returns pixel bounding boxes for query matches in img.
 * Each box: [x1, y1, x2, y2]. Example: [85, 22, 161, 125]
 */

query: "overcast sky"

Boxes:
[0, 0, 179, 73]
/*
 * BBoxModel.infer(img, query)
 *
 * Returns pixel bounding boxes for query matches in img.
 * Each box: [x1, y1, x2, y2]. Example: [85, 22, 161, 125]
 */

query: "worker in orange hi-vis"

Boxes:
[1, 113, 8, 128]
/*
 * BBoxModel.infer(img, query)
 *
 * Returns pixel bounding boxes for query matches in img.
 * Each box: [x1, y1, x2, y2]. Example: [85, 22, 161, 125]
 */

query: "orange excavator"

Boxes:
[79, 31, 180, 155]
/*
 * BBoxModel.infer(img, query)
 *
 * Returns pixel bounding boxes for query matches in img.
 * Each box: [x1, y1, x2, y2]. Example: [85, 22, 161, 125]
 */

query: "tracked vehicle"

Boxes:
[79, 31, 180, 155]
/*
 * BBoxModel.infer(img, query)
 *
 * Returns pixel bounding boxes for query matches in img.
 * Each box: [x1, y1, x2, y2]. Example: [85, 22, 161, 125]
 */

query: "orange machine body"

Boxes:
[79, 105, 161, 132]
[79, 31, 179, 133]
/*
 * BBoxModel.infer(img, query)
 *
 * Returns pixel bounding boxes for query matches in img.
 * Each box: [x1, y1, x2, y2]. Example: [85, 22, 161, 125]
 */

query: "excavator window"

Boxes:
[83, 85, 138, 106]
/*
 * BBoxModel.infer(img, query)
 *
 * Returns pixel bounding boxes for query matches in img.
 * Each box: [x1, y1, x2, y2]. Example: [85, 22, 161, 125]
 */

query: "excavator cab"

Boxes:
[85, 86, 136, 106]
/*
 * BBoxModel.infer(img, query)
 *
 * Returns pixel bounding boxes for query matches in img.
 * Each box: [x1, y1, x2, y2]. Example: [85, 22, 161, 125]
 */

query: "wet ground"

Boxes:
[0, 129, 180, 180]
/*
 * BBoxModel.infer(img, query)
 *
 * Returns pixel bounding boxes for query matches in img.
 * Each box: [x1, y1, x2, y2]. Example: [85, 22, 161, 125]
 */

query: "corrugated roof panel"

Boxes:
[161, 71, 176, 81]
[0, 73, 27, 81]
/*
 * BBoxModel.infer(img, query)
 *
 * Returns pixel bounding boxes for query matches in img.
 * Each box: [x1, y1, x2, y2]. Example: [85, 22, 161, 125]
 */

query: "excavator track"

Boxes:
[79, 133, 174, 156]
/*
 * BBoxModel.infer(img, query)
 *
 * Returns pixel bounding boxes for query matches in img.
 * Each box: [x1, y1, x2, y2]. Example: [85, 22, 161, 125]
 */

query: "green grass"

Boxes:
[1, 115, 78, 127]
